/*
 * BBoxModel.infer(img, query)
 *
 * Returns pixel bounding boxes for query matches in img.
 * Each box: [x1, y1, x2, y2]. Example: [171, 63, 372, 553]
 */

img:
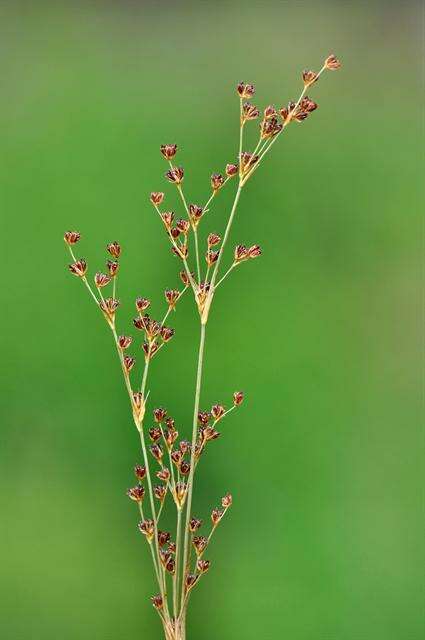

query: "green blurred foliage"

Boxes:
[0, 1, 422, 638]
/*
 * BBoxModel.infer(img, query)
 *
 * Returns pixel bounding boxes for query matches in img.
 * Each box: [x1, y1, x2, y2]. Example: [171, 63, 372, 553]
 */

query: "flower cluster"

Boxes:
[63, 53, 340, 640]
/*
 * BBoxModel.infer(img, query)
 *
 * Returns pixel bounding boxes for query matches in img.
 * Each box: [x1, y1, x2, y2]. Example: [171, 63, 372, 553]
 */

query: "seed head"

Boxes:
[69, 259, 87, 277]
[157, 530, 171, 547]
[132, 392, 145, 422]
[160, 144, 177, 160]
[180, 461, 190, 476]
[207, 233, 221, 248]
[154, 484, 167, 502]
[242, 101, 260, 122]
[189, 204, 203, 227]
[234, 244, 249, 262]
[99, 297, 120, 323]
[302, 69, 319, 87]
[134, 464, 146, 480]
[118, 335, 132, 350]
[107, 241, 121, 259]
[136, 297, 151, 312]
[197, 559, 210, 574]
[94, 272, 111, 288]
[324, 53, 341, 70]
[164, 428, 179, 448]
[175, 481, 187, 508]
[150, 595, 163, 610]
[127, 485, 145, 502]
[206, 250, 219, 267]
[165, 289, 180, 308]
[149, 427, 162, 442]
[123, 355, 135, 373]
[300, 96, 318, 113]
[211, 173, 225, 192]
[211, 508, 224, 526]
[189, 517, 202, 532]
[264, 105, 277, 119]
[154, 407, 167, 423]
[248, 244, 262, 259]
[198, 411, 211, 426]
[168, 541, 176, 553]
[260, 117, 282, 140]
[222, 493, 233, 508]
[176, 219, 190, 235]
[150, 443, 163, 463]
[180, 270, 189, 286]
[233, 391, 244, 406]
[106, 260, 119, 277]
[226, 163, 238, 177]
[162, 211, 174, 229]
[157, 468, 170, 482]
[160, 326, 174, 342]
[138, 519, 155, 541]
[192, 536, 208, 556]
[171, 450, 183, 467]
[64, 231, 81, 245]
[179, 440, 192, 454]
[237, 82, 255, 99]
[240, 151, 259, 175]
[211, 404, 225, 421]
[165, 167, 184, 185]
[150, 191, 164, 206]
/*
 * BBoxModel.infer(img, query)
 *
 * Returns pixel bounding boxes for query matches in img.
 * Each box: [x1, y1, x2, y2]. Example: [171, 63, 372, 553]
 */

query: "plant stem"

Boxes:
[209, 182, 243, 291]
[180, 322, 206, 610]
[173, 507, 182, 620]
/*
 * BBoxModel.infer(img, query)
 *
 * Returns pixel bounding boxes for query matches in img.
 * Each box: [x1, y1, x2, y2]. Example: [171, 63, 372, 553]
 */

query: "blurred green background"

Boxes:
[0, 1, 422, 638]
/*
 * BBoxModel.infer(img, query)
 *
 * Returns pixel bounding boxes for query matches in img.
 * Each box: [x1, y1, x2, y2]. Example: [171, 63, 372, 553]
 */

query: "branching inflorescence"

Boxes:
[64, 54, 341, 640]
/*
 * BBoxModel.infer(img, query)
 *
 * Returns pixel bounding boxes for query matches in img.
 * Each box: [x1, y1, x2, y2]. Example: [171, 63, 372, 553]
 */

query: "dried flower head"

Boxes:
[237, 81, 255, 99]
[107, 241, 121, 259]
[160, 144, 178, 160]
[242, 101, 260, 122]
[189, 204, 204, 227]
[197, 559, 210, 574]
[302, 69, 319, 86]
[222, 493, 233, 508]
[69, 259, 87, 277]
[124, 355, 136, 373]
[127, 485, 145, 502]
[211, 173, 225, 192]
[150, 191, 165, 206]
[99, 297, 120, 323]
[211, 508, 224, 526]
[325, 53, 341, 70]
[118, 335, 132, 350]
[150, 595, 163, 610]
[154, 407, 167, 423]
[138, 519, 155, 542]
[107, 260, 119, 277]
[189, 517, 202, 532]
[95, 272, 111, 288]
[226, 163, 238, 177]
[64, 231, 81, 245]
[136, 297, 151, 312]
[233, 391, 244, 406]
[134, 464, 146, 480]
[166, 167, 184, 184]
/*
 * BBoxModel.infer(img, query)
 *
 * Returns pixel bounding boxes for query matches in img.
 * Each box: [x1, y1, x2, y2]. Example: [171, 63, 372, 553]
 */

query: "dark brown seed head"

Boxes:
[168, 541, 176, 553]
[133, 315, 148, 331]
[150, 594, 163, 610]
[106, 260, 119, 277]
[165, 557, 175, 574]
[211, 404, 225, 421]
[179, 270, 189, 286]
[171, 450, 183, 466]
[166, 416, 175, 429]
[180, 461, 190, 476]
[157, 468, 171, 482]
[192, 536, 208, 555]
[138, 519, 155, 541]
[64, 231, 81, 245]
[222, 493, 233, 508]
[134, 464, 146, 480]
[264, 104, 277, 119]
[177, 218, 190, 234]
[154, 407, 167, 423]
[261, 117, 283, 140]
[94, 273, 111, 288]
[206, 250, 219, 267]
[123, 355, 135, 373]
[150, 192, 164, 206]
[233, 391, 244, 406]
[207, 233, 221, 248]
[165, 289, 180, 308]
[325, 53, 341, 70]
[154, 484, 167, 502]
[302, 69, 318, 86]
[234, 244, 249, 262]
[136, 297, 151, 312]
[240, 151, 259, 175]
[150, 443, 163, 463]
[127, 485, 145, 502]
[248, 244, 262, 259]
[211, 173, 225, 192]
[160, 144, 177, 160]
[237, 82, 255, 99]
[300, 96, 318, 113]
[189, 204, 204, 227]
[160, 326, 174, 343]
[226, 163, 238, 177]
[162, 211, 174, 229]
[198, 411, 211, 426]
[189, 517, 203, 532]
[149, 427, 162, 442]
[132, 392, 145, 421]
[203, 426, 220, 441]
[185, 573, 200, 590]
[170, 227, 181, 239]
[197, 559, 210, 573]
[118, 335, 132, 350]
[211, 508, 224, 526]
[165, 167, 184, 184]
[175, 481, 187, 508]
[69, 259, 87, 277]
[179, 440, 192, 454]
[242, 101, 260, 122]
[164, 428, 179, 448]
[107, 241, 121, 259]
[99, 297, 120, 322]
[157, 530, 171, 547]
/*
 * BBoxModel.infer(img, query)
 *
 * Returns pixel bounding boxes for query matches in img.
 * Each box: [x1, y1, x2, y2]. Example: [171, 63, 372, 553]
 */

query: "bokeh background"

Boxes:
[1, 1, 423, 638]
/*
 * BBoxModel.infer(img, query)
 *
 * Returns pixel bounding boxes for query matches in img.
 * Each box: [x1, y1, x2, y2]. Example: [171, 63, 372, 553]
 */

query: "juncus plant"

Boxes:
[64, 54, 341, 640]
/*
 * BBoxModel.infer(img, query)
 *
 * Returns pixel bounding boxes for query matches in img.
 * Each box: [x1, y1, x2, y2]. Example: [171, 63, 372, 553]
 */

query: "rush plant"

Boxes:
[64, 54, 341, 640]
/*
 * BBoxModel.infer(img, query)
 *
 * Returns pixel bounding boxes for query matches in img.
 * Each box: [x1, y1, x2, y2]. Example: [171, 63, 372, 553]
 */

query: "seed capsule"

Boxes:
[127, 485, 145, 502]
[132, 392, 145, 422]
[242, 101, 260, 122]
[160, 144, 177, 160]
[189, 204, 203, 227]
[206, 250, 219, 267]
[226, 163, 238, 177]
[149, 427, 162, 442]
[264, 104, 277, 119]
[198, 411, 211, 426]
[207, 233, 221, 248]
[157, 530, 171, 547]
[99, 297, 120, 323]
[197, 559, 210, 574]
[300, 96, 318, 113]
[150, 595, 163, 610]
[138, 519, 155, 541]
[157, 468, 171, 482]
[236, 82, 255, 99]
[107, 241, 121, 258]
[324, 53, 341, 70]
[180, 270, 189, 286]
[64, 231, 81, 245]
[154, 407, 167, 423]
[123, 355, 135, 373]
[211, 508, 224, 526]
[302, 69, 318, 86]
[180, 461, 190, 476]
[162, 211, 174, 229]
[118, 335, 132, 350]
[69, 259, 87, 277]
[192, 536, 208, 556]
[168, 541, 176, 553]
[154, 484, 167, 502]
[175, 481, 187, 508]
[106, 260, 119, 277]
[150, 192, 164, 206]
[248, 244, 262, 259]
[240, 152, 259, 175]
[211, 173, 225, 192]
[234, 245, 249, 262]
[171, 450, 183, 467]
[233, 391, 244, 406]
[185, 574, 200, 590]
[179, 440, 191, 454]
[165, 289, 180, 308]
[211, 404, 225, 421]
[165, 167, 184, 184]
[136, 297, 151, 312]
[222, 493, 233, 508]
[189, 517, 202, 532]
[150, 444, 163, 463]
[160, 326, 174, 343]
[94, 273, 111, 288]
[134, 465, 146, 480]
